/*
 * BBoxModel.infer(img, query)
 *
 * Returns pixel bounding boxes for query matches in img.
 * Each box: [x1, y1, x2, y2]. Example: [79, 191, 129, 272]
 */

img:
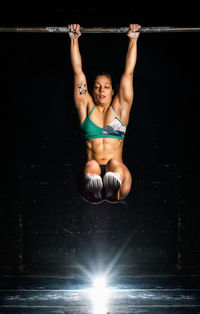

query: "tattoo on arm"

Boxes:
[77, 82, 88, 95]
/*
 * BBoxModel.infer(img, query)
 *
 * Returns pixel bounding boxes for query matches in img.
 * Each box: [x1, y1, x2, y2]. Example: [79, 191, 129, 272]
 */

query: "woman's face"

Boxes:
[92, 75, 114, 106]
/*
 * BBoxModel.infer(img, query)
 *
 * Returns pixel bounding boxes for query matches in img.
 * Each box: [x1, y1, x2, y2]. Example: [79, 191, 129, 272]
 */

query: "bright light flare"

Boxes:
[93, 277, 106, 290]
[90, 276, 109, 314]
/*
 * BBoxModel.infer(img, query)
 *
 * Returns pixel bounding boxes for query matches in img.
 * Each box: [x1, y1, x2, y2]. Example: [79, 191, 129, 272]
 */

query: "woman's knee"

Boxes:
[106, 159, 124, 174]
[84, 160, 101, 175]
[106, 159, 125, 182]
[106, 158, 122, 168]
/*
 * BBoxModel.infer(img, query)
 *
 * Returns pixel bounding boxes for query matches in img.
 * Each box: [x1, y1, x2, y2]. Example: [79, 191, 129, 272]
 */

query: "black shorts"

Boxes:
[99, 165, 106, 178]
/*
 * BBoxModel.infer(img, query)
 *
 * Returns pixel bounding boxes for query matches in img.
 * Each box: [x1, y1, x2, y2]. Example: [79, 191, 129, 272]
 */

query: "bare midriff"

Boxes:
[85, 137, 124, 165]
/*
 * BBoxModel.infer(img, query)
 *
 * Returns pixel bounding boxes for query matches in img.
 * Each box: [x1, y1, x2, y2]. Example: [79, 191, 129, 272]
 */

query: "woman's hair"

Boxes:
[93, 72, 112, 84]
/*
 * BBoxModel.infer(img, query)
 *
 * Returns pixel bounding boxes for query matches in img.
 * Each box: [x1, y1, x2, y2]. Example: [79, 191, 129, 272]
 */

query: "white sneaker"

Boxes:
[85, 174, 103, 200]
[103, 172, 122, 199]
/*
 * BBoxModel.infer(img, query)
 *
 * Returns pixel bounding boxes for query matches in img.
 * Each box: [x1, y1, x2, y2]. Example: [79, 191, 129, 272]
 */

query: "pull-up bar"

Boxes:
[0, 26, 200, 33]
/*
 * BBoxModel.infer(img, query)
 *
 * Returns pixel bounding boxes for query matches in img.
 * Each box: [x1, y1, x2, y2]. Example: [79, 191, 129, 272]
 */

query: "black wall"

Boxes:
[0, 6, 200, 275]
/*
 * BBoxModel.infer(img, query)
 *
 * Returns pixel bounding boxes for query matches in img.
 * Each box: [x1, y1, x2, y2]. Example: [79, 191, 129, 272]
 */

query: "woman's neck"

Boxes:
[95, 103, 111, 113]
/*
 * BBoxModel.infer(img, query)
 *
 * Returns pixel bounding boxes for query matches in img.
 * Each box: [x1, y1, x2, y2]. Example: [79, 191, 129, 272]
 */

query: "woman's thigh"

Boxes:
[119, 163, 132, 200]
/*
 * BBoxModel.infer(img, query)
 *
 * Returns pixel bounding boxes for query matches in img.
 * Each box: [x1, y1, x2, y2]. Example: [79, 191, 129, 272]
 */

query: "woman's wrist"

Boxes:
[70, 37, 79, 42]
[128, 38, 138, 47]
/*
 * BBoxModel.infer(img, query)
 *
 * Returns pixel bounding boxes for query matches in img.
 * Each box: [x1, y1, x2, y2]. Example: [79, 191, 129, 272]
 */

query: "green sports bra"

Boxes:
[80, 105, 126, 140]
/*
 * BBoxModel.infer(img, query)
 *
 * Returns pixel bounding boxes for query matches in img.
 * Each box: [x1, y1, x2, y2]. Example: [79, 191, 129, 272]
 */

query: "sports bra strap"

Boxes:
[88, 104, 96, 116]
[110, 105, 126, 127]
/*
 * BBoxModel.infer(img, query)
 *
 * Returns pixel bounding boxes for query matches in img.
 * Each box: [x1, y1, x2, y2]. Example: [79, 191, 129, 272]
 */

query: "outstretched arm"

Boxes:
[68, 24, 90, 108]
[117, 24, 141, 108]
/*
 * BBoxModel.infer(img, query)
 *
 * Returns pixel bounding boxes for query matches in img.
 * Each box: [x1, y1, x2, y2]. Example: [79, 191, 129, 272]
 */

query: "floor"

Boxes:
[0, 274, 200, 313]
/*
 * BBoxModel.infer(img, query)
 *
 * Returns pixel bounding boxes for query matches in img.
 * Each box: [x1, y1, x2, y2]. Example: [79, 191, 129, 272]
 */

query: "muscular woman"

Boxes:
[68, 23, 141, 204]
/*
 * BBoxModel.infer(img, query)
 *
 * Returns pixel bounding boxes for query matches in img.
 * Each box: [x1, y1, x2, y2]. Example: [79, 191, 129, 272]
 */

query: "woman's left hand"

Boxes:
[127, 24, 141, 40]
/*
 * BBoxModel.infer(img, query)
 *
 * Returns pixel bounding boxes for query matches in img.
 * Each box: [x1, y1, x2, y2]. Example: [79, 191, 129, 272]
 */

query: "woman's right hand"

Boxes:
[127, 24, 141, 40]
[68, 24, 81, 39]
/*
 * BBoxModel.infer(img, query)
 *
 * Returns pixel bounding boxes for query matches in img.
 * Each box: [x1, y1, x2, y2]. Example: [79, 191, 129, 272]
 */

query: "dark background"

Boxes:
[0, 5, 200, 276]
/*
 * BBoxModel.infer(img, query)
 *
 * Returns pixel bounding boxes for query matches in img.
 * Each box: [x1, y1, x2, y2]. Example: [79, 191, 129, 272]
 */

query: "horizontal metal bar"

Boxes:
[0, 26, 200, 33]
[81, 27, 200, 33]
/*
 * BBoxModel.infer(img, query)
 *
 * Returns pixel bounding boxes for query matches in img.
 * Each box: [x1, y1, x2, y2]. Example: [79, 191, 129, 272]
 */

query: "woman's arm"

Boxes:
[117, 24, 141, 108]
[68, 24, 90, 108]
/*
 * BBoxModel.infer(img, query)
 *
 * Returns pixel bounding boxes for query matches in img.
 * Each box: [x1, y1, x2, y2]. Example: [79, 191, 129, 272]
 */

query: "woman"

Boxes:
[68, 23, 141, 204]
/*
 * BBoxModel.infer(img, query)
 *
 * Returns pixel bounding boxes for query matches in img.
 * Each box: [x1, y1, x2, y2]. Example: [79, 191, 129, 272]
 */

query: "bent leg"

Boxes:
[78, 160, 103, 204]
[105, 159, 132, 202]
[84, 159, 101, 176]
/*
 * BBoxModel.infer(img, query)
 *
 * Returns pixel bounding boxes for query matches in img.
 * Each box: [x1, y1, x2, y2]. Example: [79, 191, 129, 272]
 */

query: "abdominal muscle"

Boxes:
[85, 137, 124, 165]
